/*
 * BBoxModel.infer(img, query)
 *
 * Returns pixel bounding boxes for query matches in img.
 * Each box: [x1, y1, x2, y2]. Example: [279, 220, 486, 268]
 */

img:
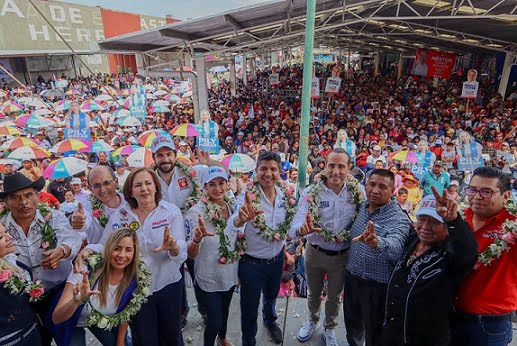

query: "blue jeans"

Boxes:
[238, 252, 284, 346]
[451, 313, 513, 346]
[196, 286, 236, 345]
[70, 326, 117, 345]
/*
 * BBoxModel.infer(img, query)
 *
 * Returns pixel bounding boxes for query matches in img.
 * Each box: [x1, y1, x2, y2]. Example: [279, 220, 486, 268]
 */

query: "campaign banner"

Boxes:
[270, 73, 280, 86]
[412, 48, 457, 79]
[311, 77, 320, 99]
[197, 137, 220, 154]
[458, 156, 485, 171]
[64, 128, 91, 140]
[324, 77, 341, 94]
[461, 69, 479, 99]
[409, 164, 426, 180]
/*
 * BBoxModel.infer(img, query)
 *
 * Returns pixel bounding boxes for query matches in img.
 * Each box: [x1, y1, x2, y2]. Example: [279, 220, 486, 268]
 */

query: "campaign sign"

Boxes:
[270, 73, 280, 86]
[409, 164, 426, 180]
[461, 81, 479, 99]
[311, 77, 320, 99]
[197, 137, 220, 154]
[324, 77, 341, 94]
[64, 128, 91, 140]
[458, 156, 485, 172]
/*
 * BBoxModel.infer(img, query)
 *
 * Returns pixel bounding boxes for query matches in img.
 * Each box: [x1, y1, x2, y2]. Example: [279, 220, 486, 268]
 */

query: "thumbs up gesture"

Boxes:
[153, 226, 180, 256]
[71, 202, 86, 230]
[235, 191, 264, 227]
[352, 221, 379, 248]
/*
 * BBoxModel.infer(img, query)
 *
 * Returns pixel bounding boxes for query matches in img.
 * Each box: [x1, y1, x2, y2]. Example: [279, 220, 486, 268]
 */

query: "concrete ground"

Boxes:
[81, 287, 516, 345]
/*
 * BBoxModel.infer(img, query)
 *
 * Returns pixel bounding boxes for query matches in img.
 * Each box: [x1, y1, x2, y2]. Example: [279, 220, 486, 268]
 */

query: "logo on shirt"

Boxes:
[120, 209, 128, 218]
[129, 221, 140, 231]
[481, 231, 500, 240]
[178, 177, 189, 189]
[152, 218, 168, 230]
[320, 201, 330, 208]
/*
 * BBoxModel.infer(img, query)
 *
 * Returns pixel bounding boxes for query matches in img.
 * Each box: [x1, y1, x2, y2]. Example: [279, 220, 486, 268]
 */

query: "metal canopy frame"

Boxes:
[97, 0, 517, 60]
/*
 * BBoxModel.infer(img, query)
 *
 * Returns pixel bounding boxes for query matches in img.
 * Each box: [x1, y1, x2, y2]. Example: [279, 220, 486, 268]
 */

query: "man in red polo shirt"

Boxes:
[452, 167, 516, 346]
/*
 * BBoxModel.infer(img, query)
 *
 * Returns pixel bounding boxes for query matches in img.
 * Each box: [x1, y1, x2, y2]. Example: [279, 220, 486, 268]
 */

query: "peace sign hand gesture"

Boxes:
[431, 186, 458, 222]
[297, 214, 322, 237]
[153, 226, 180, 256]
[193, 216, 215, 244]
[73, 272, 100, 304]
[352, 220, 379, 248]
[235, 191, 264, 227]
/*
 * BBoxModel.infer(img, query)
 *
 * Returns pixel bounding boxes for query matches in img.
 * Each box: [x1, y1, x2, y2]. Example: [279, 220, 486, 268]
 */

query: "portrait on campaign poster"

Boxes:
[412, 48, 457, 79]
[325, 65, 342, 94]
[461, 69, 479, 99]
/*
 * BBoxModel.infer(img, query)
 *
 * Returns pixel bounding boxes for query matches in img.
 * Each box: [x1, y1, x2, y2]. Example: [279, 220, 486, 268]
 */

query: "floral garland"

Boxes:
[0, 204, 57, 250]
[305, 174, 364, 243]
[475, 199, 517, 269]
[177, 160, 202, 213]
[85, 253, 152, 331]
[247, 177, 297, 242]
[201, 194, 246, 264]
[0, 269, 45, 302]
[89, 195, 109, 228]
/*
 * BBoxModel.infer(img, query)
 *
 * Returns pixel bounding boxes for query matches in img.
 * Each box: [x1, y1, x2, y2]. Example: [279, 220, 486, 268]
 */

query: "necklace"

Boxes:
[407, 243, 422, 267]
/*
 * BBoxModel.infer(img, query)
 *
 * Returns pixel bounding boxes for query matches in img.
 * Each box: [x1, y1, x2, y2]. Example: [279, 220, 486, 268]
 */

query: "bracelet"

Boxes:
[192, 239, 201, 246]
[60, 245, 69, 258]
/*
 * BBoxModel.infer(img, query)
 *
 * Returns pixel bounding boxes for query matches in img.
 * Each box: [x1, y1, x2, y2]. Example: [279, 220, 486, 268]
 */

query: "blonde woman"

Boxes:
[0, 223, 42, 345]
[64, 101, 89, 130]
[52, 228, 144, 346]
[415, 140, 436, 168]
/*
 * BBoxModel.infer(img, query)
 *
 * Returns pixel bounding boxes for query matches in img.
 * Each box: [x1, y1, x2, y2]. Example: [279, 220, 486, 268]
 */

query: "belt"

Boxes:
[455, 310, 514, 322]
[310, 242, 348, 256]
[241, 252, 283, 264]
[0, 323, 38, 346]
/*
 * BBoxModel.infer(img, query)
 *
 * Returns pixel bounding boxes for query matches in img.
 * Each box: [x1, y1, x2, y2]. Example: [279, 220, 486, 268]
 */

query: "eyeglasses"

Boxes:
[91, 180, 114, 191]
[466, 186, 500, 198]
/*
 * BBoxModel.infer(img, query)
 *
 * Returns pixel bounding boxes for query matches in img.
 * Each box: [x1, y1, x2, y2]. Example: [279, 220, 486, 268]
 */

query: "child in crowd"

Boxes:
[447, 180, 462, 202]
[396, 187, 413, 214]
[401, 175, 422, 207]
[60, 189, 79, 216]
[278, 272, 297, 298]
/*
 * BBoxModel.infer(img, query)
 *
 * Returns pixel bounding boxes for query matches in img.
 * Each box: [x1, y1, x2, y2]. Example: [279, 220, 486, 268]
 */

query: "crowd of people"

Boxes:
[0, 62, 515, 346]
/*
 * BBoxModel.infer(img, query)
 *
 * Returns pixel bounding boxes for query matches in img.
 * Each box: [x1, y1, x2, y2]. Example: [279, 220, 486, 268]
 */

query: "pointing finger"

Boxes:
[245, 191, 252, 205]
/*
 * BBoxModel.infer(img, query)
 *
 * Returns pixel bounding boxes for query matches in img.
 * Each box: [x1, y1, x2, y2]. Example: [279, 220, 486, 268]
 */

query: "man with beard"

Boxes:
[230, 151, 291, 345]
[344, 169, 411, 346]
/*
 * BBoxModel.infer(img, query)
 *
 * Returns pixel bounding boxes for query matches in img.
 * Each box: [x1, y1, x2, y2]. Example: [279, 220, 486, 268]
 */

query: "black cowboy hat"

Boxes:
[0, 173, 45, 199]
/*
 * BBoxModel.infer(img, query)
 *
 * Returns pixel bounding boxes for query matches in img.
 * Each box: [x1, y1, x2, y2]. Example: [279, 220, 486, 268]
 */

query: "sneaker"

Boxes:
[266, 323, 283, 344]
[297, 320, 321, 342]
[323, 328, 339, 346]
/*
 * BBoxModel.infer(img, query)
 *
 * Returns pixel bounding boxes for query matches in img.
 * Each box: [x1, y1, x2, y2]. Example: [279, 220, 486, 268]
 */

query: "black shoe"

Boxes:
[181, 315, 187, 330]
[266, 323, 283, 344]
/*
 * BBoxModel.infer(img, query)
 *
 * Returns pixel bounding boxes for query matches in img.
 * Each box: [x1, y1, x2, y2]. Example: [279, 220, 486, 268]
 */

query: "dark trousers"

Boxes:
[238, 252, 284, 346]
[131, 280, 184, 346]
[70, 326, 117, 345]
[197, 285, 236, 345]
[382, 327, 449, 346]
[36, 282, 66, 346]
[450, 312, 513, 346]
[184, 258, 207, 317]
[343, 271, 387, 346]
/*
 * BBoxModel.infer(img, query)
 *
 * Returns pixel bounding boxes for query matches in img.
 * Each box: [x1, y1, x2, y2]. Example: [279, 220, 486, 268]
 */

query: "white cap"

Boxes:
[415, 196, 443, 223]
[70, 177, 81, 185]
[204, 166, 228, 184]
[373, 145, 381, 151]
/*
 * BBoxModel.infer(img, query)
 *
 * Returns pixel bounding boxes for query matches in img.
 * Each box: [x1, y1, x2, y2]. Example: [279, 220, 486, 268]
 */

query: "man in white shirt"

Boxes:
[290, 149, 363, 346]
[229, 151, 289, 345]
[70, 177, 90, 206]
[114, 161, 130, 189]
[0, 173, 81, 345]
[367, 145, 387, 168]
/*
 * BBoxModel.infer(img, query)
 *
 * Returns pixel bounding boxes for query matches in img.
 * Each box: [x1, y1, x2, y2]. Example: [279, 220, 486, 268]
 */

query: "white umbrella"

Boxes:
[146, 93, 156, 100]
[8, 146, 50, 160]
[117, 116, 142, 127]
[0, 159, 21, 170]
[152, 100, 170, 107]
[94, 94, 113, 102]
[182, 91, 193, 98]
[28, 100, 49, 109]
[154, 90, 168, 97]
[33, 108, 53, 116]
[144, 84, 156, 92]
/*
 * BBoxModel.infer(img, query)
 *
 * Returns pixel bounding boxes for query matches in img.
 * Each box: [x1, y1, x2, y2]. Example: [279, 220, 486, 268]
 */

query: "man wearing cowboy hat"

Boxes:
[0, 173, 81, 345]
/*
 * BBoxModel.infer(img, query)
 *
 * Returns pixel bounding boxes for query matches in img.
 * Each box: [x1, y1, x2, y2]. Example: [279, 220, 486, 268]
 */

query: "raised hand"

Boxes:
[352, 220, 379, 248]
[73, 272, 100, 303]
[153, 226, 179, 255]
[236, 191, 264, 226]
[431, 186, 458, 222]
[197, 148, 210, 165]
[73, 248, 93, 273]
[193, 216, 214, 243]
[298, 214, 322, 237]
[71, 202, 86, 230]
[41, 247, 65, 269]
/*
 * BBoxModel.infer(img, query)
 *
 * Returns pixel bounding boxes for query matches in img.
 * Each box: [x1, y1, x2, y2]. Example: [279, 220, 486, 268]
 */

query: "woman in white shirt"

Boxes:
[52, 228, 142, 346]
[185, 167, 239, 346]
[78, 168, 187, 345]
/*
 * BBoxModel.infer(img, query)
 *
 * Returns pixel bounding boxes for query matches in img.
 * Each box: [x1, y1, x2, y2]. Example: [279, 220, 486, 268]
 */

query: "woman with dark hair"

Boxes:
[52, 228, 146, 346]
[80, 168, 187, 345]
